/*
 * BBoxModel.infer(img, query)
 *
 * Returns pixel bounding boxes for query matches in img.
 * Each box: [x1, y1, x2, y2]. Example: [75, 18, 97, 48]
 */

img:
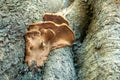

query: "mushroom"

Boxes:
[27, 21, 75, 49]
[28, 21, 58, 31]
[24, 13, 75, 67]
[43, 13, 69, 25]
[51, 23, 75, 50]
[25, 29, 55, 67]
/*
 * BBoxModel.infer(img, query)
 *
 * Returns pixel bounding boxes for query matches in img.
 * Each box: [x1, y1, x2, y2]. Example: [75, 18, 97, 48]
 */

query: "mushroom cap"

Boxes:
[43, 13, 69, 25]
[28, 21, 58, 31]
[25, 13, 75, 67]
[28, 21, 75, 50]
[28, 21, 75, 45]
[25, 29, 55, 67]
[51, 23, 75, 50]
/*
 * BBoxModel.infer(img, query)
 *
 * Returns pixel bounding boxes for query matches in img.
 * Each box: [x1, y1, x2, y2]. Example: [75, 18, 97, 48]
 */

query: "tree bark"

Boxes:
[1, 0, 119, 80]
[0, 0, 76, 80]
[0, 0, 88, 80]
[43, 0, 89, 80]
[78, 0, 120, 80]
[43, 47, 76, 80]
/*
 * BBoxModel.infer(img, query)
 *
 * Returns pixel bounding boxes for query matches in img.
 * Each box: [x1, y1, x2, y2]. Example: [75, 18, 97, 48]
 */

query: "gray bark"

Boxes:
[43, 47, 76, 80]
[0, 0, 77, 80]
[43, 0, 88, 80]
[77, 0, 120, 80]
[1, 0, 119, 80]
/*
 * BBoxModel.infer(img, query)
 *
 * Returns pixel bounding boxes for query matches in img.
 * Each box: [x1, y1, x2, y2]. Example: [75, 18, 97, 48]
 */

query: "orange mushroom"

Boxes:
[24, 14, 75, 67]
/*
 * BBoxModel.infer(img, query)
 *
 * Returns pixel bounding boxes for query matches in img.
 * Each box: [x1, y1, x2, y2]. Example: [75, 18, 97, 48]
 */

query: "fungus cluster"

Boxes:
[25, 13, 75, 67]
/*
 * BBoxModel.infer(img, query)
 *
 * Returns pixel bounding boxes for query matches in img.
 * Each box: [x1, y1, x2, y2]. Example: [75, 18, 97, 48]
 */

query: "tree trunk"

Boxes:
[78, 0, 120, 80]
[43, 0, 89, 80]
[0, 0, 76, 80]
[43, 47, 76, 80]
[1, 0, 120, 80]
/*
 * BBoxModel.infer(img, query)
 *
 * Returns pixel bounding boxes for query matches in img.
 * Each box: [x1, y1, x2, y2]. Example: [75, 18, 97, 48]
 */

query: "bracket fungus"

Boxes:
[25, 13, 75, 67]
[43, 13, 69, 25]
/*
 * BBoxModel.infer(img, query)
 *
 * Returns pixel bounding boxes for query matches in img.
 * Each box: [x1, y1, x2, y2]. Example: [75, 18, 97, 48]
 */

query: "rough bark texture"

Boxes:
[0, 0, 89, 80]
[1, 0, 119, 80]
[0, 0, 77, 80]
[43, 47, 76, 80]
[42, 0, 88, 80]
[65, 0, 89, 76]
[78, 0, 120, 80]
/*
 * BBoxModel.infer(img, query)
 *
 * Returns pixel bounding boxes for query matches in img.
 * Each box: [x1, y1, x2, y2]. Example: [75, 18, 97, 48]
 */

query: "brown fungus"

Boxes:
[28, 21, 58, 31]
[25, 14, 75, 67]
[43, 13, 69, 25]
[25, 29, 55, 67]
[51, 23, 75, 50]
